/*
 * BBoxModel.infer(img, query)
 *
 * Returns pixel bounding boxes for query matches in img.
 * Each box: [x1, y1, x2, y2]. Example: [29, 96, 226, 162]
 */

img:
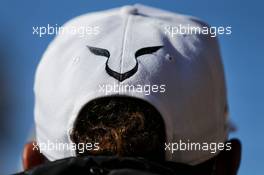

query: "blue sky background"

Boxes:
[0, 0, 263, 174]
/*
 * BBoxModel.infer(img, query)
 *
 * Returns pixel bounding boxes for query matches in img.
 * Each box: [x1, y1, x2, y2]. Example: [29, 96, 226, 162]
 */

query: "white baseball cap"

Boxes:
[34, 4, 228, 165]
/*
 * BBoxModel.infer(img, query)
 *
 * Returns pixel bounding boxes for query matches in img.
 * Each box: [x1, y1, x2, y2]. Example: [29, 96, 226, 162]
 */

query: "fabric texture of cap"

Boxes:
[34, 4, 228, 165]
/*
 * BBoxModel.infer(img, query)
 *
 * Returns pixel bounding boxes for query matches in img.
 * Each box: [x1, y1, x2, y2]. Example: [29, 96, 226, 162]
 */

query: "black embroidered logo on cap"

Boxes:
[87, 46, 163, 82]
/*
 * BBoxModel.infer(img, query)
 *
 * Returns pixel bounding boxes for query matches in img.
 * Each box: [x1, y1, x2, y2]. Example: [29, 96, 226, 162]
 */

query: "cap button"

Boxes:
[121, 5, 138, 15]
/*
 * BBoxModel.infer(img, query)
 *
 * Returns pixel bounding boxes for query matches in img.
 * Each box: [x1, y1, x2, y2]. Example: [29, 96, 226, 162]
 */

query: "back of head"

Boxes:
[34, 4, 228, 165]
[70, 96, 166, 161]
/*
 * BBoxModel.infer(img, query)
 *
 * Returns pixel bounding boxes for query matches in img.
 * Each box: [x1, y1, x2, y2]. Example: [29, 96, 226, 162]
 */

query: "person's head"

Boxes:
[23, 97, 241, 175]
[25, 4, 241, 175]
[70, 96, 166, 160]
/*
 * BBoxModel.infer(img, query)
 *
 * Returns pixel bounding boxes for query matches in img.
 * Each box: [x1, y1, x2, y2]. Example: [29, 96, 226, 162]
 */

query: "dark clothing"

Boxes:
[14, 156, 212, 175]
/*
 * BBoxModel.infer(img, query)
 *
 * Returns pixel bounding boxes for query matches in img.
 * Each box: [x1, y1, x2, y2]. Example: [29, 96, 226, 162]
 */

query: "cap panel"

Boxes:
[118, 9, 228, 164]
[34, 8, 126, 160]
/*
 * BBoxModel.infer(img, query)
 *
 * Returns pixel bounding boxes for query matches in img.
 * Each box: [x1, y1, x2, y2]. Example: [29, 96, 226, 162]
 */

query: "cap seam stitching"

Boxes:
[119, 14, 131, 86]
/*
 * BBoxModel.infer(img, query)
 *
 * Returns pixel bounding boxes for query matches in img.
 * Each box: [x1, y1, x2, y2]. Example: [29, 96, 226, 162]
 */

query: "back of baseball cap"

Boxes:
[34, 4, 228, 165]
